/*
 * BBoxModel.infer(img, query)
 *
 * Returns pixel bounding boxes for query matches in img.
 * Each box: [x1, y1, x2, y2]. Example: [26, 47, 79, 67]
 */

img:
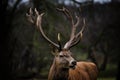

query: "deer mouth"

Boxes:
[69, 60, 77, 69]
[69, 65, 76, 69]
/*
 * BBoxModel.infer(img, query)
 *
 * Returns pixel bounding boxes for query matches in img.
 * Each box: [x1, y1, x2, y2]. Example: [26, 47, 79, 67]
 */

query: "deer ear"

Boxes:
[50, 44, 59, 56]
[51, 49, 59, 56]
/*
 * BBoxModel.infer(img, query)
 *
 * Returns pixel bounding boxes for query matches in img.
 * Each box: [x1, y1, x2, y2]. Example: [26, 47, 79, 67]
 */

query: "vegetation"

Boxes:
[0, 0, 120, 80]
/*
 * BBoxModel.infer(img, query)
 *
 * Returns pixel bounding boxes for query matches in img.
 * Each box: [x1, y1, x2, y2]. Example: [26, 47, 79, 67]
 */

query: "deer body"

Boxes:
[49, 61, 98, 80]
[48, 49, 98, 80]
[27, 7, 98, 80]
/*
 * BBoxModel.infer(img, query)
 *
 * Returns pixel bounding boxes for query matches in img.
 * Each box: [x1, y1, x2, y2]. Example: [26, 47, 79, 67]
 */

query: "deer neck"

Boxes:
[49, 59, 69, 80]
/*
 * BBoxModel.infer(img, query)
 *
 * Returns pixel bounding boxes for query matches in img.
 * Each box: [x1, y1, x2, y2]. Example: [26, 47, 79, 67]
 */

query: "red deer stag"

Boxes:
[26, 7, 98, 80]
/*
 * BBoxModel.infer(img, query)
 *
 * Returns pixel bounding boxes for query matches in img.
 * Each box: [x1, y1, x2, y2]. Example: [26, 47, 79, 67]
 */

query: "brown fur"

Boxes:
[48, 61, 98, 80]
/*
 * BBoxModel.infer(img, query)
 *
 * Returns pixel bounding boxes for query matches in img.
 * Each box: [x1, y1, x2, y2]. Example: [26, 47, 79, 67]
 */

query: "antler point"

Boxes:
[57, 33, 61, 41]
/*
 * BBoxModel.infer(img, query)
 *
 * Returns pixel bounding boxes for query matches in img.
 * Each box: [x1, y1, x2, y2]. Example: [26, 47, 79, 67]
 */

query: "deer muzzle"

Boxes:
[69, 60, 77, 69]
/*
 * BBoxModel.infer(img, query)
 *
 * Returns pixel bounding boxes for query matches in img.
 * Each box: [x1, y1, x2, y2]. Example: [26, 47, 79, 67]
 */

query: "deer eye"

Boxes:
[59, 55, 64, 57]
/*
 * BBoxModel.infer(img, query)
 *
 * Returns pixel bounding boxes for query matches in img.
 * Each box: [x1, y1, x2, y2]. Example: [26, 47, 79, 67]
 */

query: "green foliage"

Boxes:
[98, 78, 115, 80]
[98, 64, 117, 79]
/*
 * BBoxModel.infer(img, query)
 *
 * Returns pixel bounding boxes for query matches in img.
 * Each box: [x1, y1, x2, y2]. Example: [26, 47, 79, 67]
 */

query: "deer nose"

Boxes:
[71, 60, 77, 65]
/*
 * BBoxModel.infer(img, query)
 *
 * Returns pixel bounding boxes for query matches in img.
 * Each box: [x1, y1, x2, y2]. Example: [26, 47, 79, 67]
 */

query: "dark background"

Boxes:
[0, 0, 120, 80]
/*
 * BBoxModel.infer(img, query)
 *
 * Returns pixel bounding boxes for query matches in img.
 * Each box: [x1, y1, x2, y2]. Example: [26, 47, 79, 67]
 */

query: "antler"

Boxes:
[26, 8, 60, 49]
[57, 7, 85, 49]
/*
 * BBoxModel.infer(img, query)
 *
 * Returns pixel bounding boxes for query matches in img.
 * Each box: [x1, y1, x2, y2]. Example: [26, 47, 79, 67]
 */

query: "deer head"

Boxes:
[26, 7, 85, 69]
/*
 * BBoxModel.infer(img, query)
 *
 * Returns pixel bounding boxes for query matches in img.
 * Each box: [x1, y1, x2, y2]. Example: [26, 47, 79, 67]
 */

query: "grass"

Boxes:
[98, 77, 115, 80]
[97, 63, 117, 80]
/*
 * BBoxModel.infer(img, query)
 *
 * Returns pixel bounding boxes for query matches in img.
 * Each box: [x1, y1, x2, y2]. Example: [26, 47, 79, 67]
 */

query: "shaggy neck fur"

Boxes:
[48, 59, 69, 80]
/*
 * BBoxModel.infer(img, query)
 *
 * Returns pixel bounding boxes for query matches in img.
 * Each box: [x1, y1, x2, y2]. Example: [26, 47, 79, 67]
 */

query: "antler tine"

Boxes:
[27, 8, 60, 49]
[76, 18, 86, 38]
[26, 8, 34, 24]
[68, 18, 86, 48]
[61, 7, 75, 39]
[57, 7, 74, 27]
[74, 16, 80, 27]
[57, 7, 80, 49]
[64, 15, 85, 49]
[57, 7, 81, 49]
[57, 33, 62, 51]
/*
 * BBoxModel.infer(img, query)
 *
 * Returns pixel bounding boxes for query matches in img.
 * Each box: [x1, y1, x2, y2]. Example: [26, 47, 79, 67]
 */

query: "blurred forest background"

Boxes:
[0, 0, 120, 80]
